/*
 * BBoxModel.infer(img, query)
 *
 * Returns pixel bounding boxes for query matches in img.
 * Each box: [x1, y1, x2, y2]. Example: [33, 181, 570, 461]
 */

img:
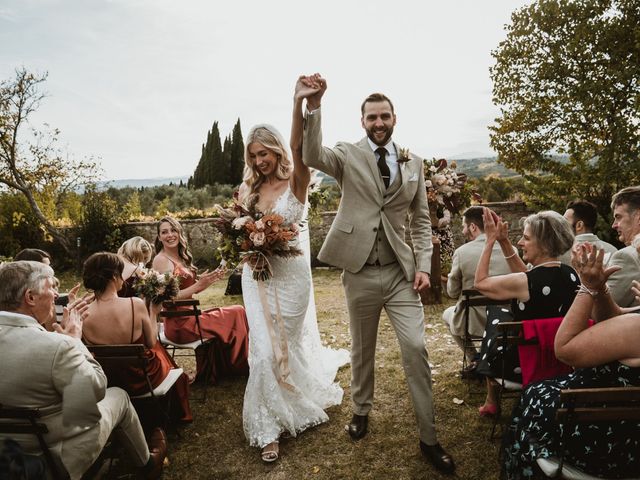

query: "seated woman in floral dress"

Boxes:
[501, 244, 640, 479]
[82, 251, 192, 422]
[152, 216, 249, 383]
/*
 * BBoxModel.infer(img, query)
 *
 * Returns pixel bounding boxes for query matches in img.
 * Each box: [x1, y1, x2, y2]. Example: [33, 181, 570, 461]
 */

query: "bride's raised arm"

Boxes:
[290, 74, 324, 202]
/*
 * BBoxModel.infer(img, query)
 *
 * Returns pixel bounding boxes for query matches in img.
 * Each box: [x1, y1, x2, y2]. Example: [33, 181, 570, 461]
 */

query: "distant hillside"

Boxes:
[101, 176, 189, 189]
[453, 157, 519, 178]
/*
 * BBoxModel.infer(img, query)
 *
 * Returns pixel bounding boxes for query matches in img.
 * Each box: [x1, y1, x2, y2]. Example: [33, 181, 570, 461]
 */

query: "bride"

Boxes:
[240, 75, 349, 462]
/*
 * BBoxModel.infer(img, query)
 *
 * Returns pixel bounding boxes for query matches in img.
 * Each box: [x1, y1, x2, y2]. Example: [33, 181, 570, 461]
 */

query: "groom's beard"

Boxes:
[366, 125, 394, 146]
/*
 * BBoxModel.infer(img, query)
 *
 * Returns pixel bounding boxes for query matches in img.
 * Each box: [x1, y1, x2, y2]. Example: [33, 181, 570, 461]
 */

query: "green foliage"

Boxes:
[79, 187, 125, 256]
[0, 68, 102, 254]
[490, 0, 640, 219]
[0, 193, 48, 256]
[468, 175, 529, 203]
[190, 120, 244, 188]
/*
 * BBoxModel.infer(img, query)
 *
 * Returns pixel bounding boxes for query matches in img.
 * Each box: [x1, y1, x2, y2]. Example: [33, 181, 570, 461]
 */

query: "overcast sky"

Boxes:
[0, 0, 532, 180]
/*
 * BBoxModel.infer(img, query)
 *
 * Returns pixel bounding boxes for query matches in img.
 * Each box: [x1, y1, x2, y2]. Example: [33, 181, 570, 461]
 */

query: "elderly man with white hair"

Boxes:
[0, 261, 167, 479]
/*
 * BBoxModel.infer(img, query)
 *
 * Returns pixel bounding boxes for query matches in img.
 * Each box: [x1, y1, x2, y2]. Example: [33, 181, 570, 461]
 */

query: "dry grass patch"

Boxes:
[59, 269, 511, 479]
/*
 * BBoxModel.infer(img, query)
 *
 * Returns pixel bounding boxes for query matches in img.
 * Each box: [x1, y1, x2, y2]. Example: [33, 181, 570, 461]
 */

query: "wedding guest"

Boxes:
[474, 208, 579, 416]
[117, 236, 154, 298]
[152, 216, 249, 383]
[559, 199, 617, 265]
[238, 76, 348, 463]
[501, 245, 640, 479]
[14, 248, 52, 265]
[606, 186, 640, 307]
[442, 206, 515, 370]
[301, 75, 454, 474]
[0, 261, 167, 479]
[82, 252, 192, 422]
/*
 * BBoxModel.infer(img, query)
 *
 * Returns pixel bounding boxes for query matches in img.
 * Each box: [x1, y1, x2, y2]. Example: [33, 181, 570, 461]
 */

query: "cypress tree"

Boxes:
[230, 119, 244, 186]
[208, 122, 223, 184]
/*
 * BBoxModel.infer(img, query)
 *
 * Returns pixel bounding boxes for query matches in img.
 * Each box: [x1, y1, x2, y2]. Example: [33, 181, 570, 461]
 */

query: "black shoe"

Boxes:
[347, 414, 368, 440]
[420, 441, 455, 475]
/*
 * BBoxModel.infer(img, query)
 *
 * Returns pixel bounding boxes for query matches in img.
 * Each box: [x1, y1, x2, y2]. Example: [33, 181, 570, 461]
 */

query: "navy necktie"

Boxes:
[376, 147, 390, 188]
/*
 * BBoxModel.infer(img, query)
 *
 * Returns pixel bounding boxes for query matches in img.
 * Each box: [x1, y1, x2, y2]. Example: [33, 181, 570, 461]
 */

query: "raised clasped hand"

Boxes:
[296, 73, 326, 109]
[571, 243, 621, 291]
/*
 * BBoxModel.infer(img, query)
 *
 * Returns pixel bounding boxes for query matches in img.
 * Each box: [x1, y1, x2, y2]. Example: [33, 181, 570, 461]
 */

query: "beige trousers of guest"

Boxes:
[342, 262, 437, 445]
[442, 306, 478, 364]
[61, 387, 149, 479]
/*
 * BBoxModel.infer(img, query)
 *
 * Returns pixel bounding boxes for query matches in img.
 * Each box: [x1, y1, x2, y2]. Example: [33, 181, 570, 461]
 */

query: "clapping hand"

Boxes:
[631, 280, 640, 305]
[482, 207, 508, 244]
[53, 295, 92, 339]
[195, 267, 226, 293]
[571, 243, 621, 291]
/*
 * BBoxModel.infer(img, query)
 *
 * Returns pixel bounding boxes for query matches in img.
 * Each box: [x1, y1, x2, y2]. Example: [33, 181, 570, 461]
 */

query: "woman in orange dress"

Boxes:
[82, 251, 192, 423]
[152, 217, 249, 384]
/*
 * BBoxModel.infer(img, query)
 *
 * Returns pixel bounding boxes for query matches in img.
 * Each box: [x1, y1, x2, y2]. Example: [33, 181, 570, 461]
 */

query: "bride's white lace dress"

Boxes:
[241, 187, 349, 448]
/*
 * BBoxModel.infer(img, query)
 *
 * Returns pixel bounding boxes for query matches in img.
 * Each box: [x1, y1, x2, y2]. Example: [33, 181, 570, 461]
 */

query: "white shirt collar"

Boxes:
[368, 138, 396, 156]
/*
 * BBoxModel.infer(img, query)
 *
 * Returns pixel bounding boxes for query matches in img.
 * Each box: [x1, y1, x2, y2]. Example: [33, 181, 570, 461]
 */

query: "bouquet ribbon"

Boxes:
[257, 282, 294, 391]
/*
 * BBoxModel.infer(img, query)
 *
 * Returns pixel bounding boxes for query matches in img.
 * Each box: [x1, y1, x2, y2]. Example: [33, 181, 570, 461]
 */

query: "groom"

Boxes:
[300, 75, 455, 474]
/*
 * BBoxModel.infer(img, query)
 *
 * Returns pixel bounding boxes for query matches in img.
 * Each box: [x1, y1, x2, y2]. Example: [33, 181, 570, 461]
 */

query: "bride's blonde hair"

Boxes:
[241, 124, 291, 202]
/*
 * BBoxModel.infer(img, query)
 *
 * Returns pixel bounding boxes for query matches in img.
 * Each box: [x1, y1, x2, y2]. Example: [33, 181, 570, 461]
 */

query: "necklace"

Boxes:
[529, 260, 561, 270]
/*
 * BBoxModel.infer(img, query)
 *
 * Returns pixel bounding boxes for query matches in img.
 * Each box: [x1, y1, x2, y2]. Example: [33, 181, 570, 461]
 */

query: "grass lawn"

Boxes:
[61, 269, 510, 479]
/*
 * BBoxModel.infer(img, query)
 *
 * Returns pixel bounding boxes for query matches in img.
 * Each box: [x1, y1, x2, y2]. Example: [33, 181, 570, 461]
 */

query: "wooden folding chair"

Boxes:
[460, 289, 511, 375]
[158, 299, 217, 401]
[536, 386, 640, 479]
[87, 344, 183, 429]
[0, 404, 67, 479]
[487, 321, 536, 439]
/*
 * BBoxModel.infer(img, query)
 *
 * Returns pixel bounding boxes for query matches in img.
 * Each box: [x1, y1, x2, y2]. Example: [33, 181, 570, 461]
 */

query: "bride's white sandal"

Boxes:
[261, 441, 279, 463]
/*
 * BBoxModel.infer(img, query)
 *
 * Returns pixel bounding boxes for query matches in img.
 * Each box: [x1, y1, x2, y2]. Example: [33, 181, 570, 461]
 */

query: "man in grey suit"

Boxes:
[0, 261, 166, 479]
[442, 206, 514, 368]
[559, 200, 618, 265]
[300, 75, 454, 474]
[607, 186, 640, 307]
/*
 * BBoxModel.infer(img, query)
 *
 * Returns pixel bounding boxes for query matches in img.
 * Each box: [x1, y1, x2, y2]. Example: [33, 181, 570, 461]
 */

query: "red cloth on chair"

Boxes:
[518, 317, 572, 387]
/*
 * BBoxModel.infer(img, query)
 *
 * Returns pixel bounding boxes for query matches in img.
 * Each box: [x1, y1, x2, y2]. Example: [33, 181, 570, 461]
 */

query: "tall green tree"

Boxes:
[219, 134, 231, 185]
[191, 122, 223, 188]
[490, 0, 640, 215]
[229, 119, 245, 186]
[0, 68, 101, 254]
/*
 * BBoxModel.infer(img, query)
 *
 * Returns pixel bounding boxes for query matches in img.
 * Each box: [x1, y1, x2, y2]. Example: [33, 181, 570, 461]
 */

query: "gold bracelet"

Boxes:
[503, 251, 517, 260]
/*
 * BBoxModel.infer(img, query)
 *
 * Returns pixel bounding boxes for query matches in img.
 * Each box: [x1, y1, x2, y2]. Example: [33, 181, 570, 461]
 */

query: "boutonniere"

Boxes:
[398, 148, 411, 163]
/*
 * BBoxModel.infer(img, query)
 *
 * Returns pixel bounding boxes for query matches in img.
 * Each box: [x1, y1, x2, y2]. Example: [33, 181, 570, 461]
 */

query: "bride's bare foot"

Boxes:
[261, 441, 279, 463]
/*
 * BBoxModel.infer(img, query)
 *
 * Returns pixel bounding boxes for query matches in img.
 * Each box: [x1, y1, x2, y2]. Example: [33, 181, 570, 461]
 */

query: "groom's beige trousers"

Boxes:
[342, 262, 437, 445]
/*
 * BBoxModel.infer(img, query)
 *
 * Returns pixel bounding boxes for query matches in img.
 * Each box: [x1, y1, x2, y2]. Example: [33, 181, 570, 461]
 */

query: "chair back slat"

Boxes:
[0, 404, 63, 478]
[560, 386, 640, 404]
[557, 406, 640, 423]
[159, 309, 202, 319]
[162, 299, 200, 308]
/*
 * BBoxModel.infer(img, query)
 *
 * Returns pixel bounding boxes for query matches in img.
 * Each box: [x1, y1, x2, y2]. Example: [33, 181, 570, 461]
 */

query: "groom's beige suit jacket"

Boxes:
[303, 109, 432, 278]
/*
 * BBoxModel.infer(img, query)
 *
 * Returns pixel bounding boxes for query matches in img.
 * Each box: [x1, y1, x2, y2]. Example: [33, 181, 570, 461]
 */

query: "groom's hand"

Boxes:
[413, 271, 431, 293]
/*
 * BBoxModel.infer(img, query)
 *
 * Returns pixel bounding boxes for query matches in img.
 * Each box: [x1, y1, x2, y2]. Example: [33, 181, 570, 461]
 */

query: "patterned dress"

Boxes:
[502, 361, 640, 479]
[476, 264, 580, 381]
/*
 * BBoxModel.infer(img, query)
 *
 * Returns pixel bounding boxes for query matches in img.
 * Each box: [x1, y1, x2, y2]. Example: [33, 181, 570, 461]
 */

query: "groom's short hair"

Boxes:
[361, 93, 395, 115]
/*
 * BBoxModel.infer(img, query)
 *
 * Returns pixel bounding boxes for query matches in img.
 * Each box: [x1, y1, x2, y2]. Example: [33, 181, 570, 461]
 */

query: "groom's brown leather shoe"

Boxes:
[347, 414, 368, 440]
[420, 441, 455, 475]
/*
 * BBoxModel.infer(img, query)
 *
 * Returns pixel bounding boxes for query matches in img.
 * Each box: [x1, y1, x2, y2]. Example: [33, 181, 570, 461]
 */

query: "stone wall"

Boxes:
[121, 201, 534, 267]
